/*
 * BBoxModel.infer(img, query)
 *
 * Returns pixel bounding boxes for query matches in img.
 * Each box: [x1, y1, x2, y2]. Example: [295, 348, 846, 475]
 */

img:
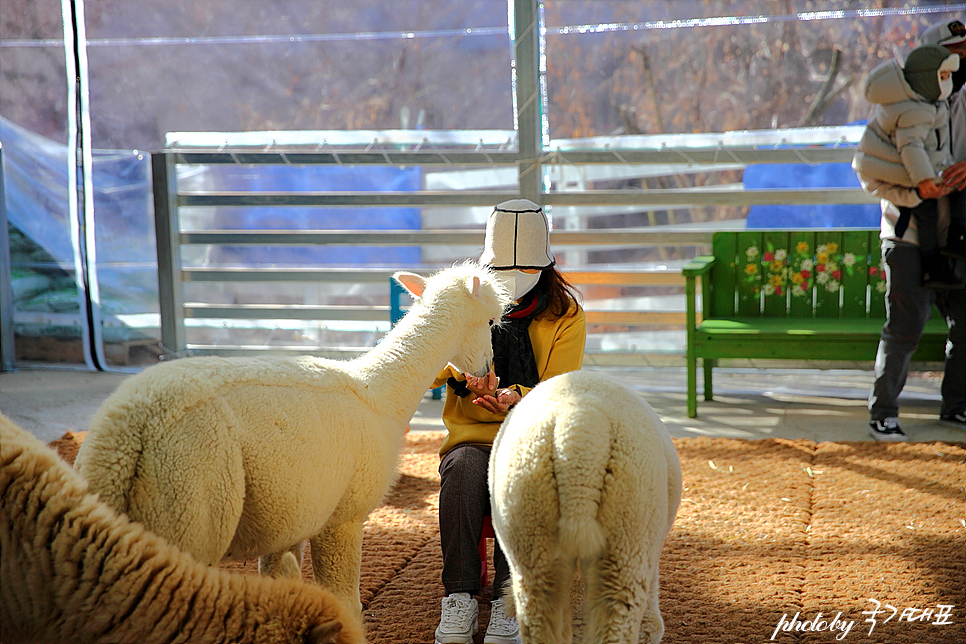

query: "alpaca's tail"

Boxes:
[552, 407, 608, 561]
[72, 400, 146, 514]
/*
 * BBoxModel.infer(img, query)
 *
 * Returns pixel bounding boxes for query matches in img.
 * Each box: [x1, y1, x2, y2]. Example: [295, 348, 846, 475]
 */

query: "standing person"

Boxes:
[853, 43, 966, 289]
[431, 199, 586, 644]
[863, 28, 966, 441]
[922, 19, 966, 160]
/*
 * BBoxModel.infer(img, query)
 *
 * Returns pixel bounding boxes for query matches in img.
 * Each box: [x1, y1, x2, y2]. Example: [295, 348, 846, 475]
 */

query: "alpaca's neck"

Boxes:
[352, 305, 458, 418]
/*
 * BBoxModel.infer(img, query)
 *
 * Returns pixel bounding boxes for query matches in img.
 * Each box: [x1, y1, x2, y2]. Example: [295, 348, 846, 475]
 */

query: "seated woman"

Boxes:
[431, 199, 587, 644]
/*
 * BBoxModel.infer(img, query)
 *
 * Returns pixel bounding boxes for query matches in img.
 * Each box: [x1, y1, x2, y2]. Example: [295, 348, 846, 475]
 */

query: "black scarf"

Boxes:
[491, 284, 549, 389]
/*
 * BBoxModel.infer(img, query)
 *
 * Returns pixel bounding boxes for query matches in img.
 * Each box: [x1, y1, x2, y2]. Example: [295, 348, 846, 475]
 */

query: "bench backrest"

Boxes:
[710, 230, 886, 319]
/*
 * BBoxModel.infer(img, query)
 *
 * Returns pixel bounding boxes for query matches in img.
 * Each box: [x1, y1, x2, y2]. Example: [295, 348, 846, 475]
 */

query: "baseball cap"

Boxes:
[921, 19, 966, 46]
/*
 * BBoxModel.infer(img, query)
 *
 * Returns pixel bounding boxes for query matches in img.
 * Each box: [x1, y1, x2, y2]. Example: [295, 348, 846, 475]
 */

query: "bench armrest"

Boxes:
[681, 255, 715, 277]
[682, 255, 715, 329]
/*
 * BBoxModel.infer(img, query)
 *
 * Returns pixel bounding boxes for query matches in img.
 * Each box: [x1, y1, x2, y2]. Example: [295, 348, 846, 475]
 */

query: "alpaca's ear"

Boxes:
[394, 272, 427, 298]
[305, 620, 343, 644]
[470, 275, 481, 298]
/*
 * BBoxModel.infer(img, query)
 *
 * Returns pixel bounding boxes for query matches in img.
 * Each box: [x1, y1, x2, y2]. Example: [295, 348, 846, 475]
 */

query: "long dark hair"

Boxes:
[538, 267, 582, 320]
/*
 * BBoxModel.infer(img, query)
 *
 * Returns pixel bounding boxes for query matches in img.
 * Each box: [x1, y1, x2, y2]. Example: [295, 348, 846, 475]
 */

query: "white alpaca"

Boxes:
[489, 370, 682, 644]
[74, 263, 509, 611]
[0, 414, 364, 644]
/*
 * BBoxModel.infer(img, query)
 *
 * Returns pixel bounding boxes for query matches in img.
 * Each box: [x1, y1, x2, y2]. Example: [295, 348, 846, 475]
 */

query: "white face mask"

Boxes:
[940, 76, 954, 101]
[495, 270, 541, 301]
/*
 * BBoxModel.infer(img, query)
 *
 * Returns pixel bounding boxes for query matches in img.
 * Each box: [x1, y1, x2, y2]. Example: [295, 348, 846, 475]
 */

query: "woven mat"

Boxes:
[50, 431, 966, 644]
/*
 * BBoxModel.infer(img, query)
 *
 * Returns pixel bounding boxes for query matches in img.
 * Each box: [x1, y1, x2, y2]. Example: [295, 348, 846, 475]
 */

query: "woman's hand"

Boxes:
[471, 387, 522, 414]
[464, 369, 498, 398]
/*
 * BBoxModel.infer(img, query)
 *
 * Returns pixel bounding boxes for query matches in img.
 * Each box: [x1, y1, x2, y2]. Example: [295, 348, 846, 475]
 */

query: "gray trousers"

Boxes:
[438, 444, 509, 598]
[869, 240, 966, 420]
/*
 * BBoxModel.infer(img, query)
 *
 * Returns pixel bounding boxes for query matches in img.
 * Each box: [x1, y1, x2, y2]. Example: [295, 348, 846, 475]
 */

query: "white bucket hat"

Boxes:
[479, 199, 555, 270]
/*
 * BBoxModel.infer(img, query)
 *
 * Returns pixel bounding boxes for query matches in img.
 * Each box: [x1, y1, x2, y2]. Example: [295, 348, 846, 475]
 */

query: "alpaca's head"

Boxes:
[393, 263, 511, 377]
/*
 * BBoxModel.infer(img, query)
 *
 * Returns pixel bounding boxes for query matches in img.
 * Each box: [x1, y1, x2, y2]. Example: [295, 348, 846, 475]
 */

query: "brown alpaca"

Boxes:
[0, 414, 365, 644]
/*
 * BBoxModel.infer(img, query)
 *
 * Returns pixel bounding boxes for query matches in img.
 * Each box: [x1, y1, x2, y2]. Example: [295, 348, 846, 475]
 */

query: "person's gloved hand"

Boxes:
[918, 177, 947, 199]
[941, 161, 966, 191]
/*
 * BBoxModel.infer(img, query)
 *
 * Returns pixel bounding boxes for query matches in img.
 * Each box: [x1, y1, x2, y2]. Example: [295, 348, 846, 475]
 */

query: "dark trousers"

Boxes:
[897, 191, 966, 255]
[869, 240, 966, 420]
[438, 444, 510, 598]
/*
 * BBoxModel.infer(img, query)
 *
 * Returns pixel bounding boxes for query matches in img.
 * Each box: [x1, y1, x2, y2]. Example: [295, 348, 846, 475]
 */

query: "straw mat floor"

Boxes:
[51, 431, 965, 644]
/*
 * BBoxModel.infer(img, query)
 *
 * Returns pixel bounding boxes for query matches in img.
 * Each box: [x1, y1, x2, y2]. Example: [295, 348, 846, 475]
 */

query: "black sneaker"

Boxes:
[869, 417, 908, 442]
[940, 412, 966, 431]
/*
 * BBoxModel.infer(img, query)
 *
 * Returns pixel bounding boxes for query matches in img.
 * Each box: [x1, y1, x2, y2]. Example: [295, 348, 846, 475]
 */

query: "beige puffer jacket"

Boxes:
[853, 58, 952, 204]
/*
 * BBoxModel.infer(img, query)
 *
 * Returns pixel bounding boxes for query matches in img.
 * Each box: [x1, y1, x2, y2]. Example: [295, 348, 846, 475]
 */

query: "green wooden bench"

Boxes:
[682, 230, 949, 418]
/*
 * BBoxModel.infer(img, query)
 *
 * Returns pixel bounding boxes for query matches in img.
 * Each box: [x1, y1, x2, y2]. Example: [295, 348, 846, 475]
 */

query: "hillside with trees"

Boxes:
[2, 1, 958, 151]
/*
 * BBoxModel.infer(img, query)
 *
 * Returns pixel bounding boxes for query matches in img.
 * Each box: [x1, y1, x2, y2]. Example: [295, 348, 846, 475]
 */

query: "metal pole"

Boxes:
[0, 146, 15, 371]
[152, 152, 186, 354]
[512, 0, 544, 204]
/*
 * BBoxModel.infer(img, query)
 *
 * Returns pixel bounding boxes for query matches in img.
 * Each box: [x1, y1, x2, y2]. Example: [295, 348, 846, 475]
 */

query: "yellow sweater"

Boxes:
[432, 301, 586, 455]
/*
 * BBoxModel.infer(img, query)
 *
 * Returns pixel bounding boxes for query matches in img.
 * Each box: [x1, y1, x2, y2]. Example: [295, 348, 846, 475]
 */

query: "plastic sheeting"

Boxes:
[0, 116, 158, 343]
[1, 115, 425, 351]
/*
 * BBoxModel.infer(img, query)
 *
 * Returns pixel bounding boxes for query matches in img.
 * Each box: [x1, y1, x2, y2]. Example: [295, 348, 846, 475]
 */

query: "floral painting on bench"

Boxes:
[734, 231, 887, 318]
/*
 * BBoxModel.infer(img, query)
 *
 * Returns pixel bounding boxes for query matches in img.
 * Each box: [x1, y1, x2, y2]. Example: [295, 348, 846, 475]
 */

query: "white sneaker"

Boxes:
[435, 593, 479, 644]
[484, 597, 521, 644]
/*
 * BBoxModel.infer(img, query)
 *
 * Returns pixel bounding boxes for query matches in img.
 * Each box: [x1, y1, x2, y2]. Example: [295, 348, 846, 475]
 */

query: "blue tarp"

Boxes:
[743, 159, 879, 229]
[205, 163, 422, 267]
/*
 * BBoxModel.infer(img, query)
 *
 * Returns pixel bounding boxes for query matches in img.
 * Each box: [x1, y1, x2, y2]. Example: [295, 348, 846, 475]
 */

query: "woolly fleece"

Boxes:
[0, 414, 364, 644]
[489, 371, 682, 644]
[74, 263, 510, 611]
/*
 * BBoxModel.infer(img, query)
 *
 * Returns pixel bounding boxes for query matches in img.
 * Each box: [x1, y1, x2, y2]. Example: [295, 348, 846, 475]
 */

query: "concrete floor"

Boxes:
[3, 363, 965, 446]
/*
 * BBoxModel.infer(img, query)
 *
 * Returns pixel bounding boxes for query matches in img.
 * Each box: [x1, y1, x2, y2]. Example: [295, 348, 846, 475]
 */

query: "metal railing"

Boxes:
[152, 129, 876, 365]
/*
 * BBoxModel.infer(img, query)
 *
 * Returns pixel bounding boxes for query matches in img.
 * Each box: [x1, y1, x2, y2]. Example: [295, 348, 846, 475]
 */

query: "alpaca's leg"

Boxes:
[258, 542, 303, 579]
[638, 564, 666, 644]
[584, 552, 660, 644]
[309, 520, 364, 612]
[512, 557, 572, 644]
